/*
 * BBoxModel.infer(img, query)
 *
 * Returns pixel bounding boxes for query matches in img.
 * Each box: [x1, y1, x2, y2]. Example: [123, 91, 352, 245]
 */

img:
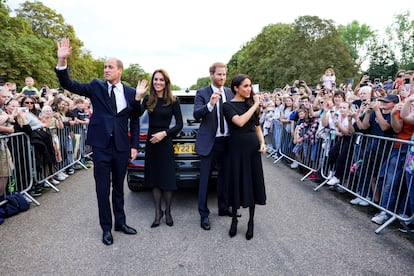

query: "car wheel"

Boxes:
[127, 182, 147, 192]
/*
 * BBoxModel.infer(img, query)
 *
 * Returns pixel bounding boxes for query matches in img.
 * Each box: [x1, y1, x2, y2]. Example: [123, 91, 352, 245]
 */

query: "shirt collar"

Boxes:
[108, 82, 121, 90]
[211, 85, 224, 91]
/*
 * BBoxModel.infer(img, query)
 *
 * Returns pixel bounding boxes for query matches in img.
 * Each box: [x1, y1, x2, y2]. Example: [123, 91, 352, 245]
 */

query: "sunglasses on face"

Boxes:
[24, 101, 34, 104]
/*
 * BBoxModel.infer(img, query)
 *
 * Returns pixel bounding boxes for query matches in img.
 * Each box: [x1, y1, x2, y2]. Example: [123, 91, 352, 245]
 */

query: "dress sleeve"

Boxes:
[166, 98, 183, 138]
[223, 102, 237, 123]
[140, 95, 148, 116]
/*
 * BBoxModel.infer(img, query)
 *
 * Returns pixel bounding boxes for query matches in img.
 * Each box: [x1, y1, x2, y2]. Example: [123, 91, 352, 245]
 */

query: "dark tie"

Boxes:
[110, 85, 117, 113]
[218, 90, 224, 134]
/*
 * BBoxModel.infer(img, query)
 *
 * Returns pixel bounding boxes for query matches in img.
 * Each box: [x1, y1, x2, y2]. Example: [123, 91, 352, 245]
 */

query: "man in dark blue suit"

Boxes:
[55, 38, 141, 245]
[194, 62, 238, 231]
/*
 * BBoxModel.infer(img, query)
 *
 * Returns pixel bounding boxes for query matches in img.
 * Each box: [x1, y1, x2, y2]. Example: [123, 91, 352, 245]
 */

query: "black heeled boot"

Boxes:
[246, 220, 254, 240]
[229, 217, 238, 237]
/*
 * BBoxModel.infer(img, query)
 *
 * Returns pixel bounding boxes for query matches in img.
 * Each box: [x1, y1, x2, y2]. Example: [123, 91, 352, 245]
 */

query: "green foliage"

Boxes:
[0, 0, 148, 89]
[338, 20, 374, 67]
[0, 1, 56, 88]
[366, 38, 399, 80]
[122, 63, 150, 87]
[15, 1, 70, 40]
[386, 11, 414, 69]
[190, 77, 210, 90]
[228, 16, 358, 91]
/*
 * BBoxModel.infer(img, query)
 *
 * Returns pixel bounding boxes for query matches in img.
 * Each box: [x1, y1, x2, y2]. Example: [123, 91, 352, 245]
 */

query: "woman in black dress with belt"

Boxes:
[222, 74, 267, 240]
[136, 69, 183, 228]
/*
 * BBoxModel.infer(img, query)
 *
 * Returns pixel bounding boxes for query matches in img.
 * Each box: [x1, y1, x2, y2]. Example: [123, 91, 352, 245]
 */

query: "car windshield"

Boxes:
[139, 95, 199, 127]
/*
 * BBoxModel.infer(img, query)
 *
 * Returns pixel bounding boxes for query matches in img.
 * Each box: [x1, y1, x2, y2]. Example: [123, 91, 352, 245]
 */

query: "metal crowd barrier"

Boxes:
[270, 124, 414, 235]
[273, 125, 321, 181]
[34, 124, 89, 193]
[0, 132, 37, 206]
[0, 122, 90, 211]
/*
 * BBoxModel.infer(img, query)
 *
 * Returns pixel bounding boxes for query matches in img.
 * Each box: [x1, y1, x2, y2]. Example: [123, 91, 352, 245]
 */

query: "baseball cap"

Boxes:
[377, 94, 399, 103]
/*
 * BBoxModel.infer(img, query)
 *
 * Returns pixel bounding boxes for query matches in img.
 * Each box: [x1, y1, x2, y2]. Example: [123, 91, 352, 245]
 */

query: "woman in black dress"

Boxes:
[136, 69, 183, 228]
[222, 74, 267, 240]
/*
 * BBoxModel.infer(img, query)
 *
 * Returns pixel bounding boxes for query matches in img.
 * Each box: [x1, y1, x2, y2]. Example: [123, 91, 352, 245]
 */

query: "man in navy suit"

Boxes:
[194, 62, 238, 231]
[55, 38, 141, 245]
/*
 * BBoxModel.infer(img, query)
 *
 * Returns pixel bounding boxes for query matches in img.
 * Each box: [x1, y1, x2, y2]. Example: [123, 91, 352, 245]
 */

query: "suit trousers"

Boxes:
[92, 137, 129, 231]
[198, 136, 229, 218]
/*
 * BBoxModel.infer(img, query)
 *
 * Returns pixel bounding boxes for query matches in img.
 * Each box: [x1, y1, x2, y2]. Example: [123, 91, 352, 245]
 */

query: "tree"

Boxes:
[0, 1, 56, 88]
[122, 63, 150, 87]
[190, 77, 210, 90]
[14, 1, 91, 79]
[366, 38, 399, 81]
[338, 21, 375, 70]
[15, 0, 69, 40]
[386, 11, 414, 69]
[227, 16, 358, 91]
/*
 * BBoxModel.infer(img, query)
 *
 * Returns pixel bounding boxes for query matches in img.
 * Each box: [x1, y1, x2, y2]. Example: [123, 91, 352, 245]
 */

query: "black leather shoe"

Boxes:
[201, 217, 210, 230]
[102, 231, 113, 245]
[114, 224, 137, 235]
[151, 211, 164, 228]
[219, 209, 241, 217]
[151, 221, 160, 228]
[165, 211, 174, 227]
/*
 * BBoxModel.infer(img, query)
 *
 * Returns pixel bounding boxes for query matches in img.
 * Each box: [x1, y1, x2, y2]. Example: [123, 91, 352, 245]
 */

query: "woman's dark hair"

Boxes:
[20, 96, 37, 115]
[333, 90, 346, 101]
[231, 74, 259, 115]
[147, 69, 175, 113]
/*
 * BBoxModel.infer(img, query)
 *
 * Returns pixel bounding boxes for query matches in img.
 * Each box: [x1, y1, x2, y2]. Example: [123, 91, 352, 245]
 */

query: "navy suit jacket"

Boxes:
[55, 68, 140, 151]
[193, 86, 233, 156]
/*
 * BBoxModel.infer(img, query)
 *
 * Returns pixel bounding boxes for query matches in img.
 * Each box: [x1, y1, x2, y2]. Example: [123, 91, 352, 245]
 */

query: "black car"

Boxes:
[127, 90, 216, 192]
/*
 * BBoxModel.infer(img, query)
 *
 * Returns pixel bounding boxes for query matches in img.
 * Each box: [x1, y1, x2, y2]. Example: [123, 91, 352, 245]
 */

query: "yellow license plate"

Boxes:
[174, 143, 195, 154]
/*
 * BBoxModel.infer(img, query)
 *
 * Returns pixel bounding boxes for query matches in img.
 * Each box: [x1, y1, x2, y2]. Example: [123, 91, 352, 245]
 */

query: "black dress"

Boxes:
[141, 96, 183, 190]
[222, 100, 266, 208]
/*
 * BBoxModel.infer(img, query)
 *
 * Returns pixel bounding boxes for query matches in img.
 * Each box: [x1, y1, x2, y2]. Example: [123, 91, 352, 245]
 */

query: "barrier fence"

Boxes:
[271, 125, 414, 235]
[34, 124, 89, 193]
[0, 132, 34, 205]
[0, 124, 90, 208]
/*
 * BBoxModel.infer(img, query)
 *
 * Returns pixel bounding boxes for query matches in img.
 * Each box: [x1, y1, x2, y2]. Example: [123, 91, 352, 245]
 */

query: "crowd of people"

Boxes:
[259, 68, 414, 233]
[0, 77, 92, 200]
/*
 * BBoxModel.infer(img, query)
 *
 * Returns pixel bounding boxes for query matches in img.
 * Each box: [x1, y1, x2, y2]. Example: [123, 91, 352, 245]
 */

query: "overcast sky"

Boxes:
[6, 0, 412, 88]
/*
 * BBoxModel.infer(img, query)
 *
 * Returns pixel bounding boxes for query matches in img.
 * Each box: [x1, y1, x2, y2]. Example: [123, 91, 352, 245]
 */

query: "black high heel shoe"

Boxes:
[165, 211, 174, 227]
[229, 218, 238, 237]
[151, 210, 164, 228]
[245, 220, 254, 240]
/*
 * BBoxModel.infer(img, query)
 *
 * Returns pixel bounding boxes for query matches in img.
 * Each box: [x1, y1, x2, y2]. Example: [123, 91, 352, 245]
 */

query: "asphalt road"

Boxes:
[1, 157, 413, 275]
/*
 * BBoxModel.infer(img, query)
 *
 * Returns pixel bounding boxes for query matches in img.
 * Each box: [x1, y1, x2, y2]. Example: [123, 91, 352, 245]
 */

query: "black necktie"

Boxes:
[110, 85, 117, 113]
[218, 90, 224, 134]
